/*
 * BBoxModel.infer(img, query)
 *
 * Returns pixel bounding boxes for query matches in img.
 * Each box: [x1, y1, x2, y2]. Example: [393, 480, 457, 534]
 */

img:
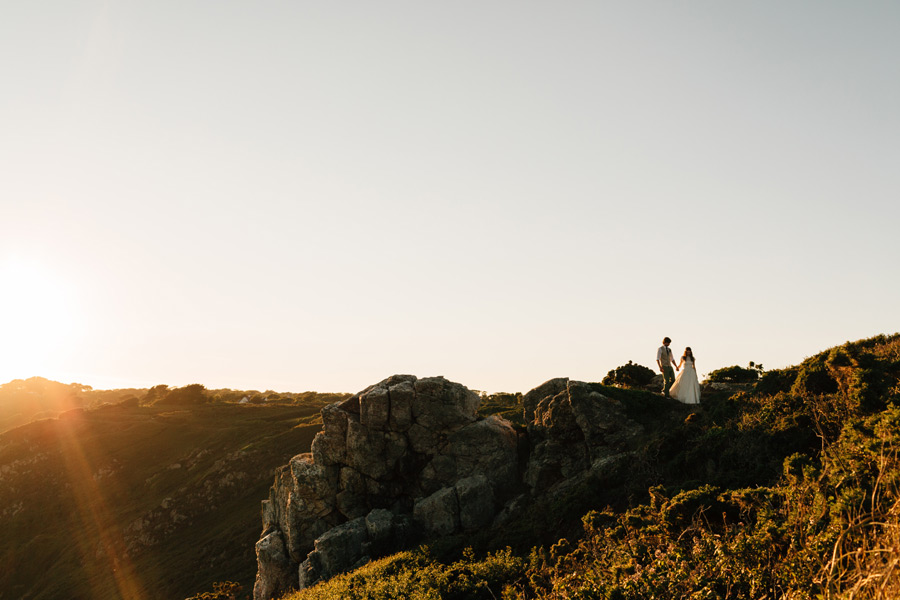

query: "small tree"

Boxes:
[602, 361, 656, 388]
[707, 362, 764, 383]
[155, 384, 208, 405]
[144, 384, 170, 405]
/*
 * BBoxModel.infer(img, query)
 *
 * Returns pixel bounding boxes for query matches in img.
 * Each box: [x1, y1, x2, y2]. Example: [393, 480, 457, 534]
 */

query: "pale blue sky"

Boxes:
[1, 2, 898, 393]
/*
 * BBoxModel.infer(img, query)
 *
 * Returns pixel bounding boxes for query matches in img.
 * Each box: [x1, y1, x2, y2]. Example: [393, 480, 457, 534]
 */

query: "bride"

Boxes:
[670, 347, 701, 405]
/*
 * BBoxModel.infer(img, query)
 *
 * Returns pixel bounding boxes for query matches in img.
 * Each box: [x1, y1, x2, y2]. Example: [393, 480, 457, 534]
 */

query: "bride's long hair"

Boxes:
[683, 347, 695, 363]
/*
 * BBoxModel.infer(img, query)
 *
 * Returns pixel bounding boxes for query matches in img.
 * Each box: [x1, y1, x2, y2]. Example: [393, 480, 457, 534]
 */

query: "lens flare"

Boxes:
[56, 412, 146, 599]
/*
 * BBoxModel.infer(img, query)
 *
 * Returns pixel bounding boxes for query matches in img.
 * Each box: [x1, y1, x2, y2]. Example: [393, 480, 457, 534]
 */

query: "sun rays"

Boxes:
[55, 412, 146, 599]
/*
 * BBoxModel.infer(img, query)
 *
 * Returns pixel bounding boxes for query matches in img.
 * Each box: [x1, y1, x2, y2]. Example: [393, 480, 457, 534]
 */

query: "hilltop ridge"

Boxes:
[260, 333, 900, 600]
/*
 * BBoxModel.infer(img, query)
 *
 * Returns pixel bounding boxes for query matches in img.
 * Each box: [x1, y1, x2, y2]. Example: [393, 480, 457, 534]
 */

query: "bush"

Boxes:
[790, 363, 838, 397]
[602, 361, 656, 388]
[707, 363, 763, 384]
[756, 367, 798, 395]
[185, 581, 242, 600]
[155, 384, 208, 405]
[478, 392, 524, 425]
[287, 547, 525, 600]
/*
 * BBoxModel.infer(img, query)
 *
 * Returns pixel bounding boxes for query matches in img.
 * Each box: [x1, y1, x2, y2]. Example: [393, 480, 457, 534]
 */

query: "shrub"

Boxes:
[478, 392, 524, 425]
[156, 384, 208, 405]
[790, 363, 838, 397]
[602, 361, 656, 388]
[707, 363, 763, 384]
[756, 366, 799, 395]
[185, 581, 242, 600]
[659, 484, 723, 529]
[287, 547, 525, 600]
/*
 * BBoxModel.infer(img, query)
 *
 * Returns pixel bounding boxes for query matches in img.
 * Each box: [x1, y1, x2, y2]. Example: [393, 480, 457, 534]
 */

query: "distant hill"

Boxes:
[0, 377, 349, 435]
[0, 390, 347, 600]
[0, 377, 138, 434]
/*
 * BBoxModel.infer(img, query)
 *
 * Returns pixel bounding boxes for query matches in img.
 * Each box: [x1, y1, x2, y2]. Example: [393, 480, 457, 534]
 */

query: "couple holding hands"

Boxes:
[656, 337, 701, 405]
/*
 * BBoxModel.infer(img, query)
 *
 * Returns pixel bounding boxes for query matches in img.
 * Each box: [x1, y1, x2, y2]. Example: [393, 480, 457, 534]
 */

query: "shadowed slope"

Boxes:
[0, 401, 327, 600]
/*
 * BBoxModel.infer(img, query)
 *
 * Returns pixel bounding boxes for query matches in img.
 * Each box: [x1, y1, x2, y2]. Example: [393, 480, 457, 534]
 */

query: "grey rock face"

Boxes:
[412, 377, 479, 432]
[522, 377, 570, 425]
[524, 379, 644, 494]
[388, 379, 415, 431]
[253, 375, 515, 599]
[253, 529, 295, 600]
[411, 474, 496, 537]
[365, 508, 394, 547]
[456, 475, 495, 531]
[301, 517, 368, 587]
[413, 486, 460, 537]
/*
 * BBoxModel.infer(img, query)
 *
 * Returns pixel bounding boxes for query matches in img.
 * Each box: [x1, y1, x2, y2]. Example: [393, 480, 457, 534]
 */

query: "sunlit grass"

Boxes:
[285, 547, 525, 600]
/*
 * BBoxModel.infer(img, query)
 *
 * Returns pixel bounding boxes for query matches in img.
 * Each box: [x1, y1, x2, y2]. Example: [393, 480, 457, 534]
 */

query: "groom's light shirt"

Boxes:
[657, 346, 673, 367]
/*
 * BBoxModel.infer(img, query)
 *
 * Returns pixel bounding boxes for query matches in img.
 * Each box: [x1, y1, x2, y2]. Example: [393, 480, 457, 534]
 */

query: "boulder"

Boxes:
[413, 486, 460, 537]
[312, 403, 352, 465]
[253, 529, 295, 600]
[365, 508, 394, 547]
[456, 475, 495, 531]
[388, 379, 415, 431]
[297, 508, 415, 590]
[438, 416, 518, 496]
[523, 379, 644, 495]
[299, 517, 368, 588]
[411, 377, 479, 432]
[359, 386, 390, 431]
[523, 378, 569, 425]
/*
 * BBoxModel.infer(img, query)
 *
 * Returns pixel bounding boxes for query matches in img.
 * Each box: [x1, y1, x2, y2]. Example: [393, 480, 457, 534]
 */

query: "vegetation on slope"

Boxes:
[279, 333, 900, 600]
[0, 377, 349, 434]
[0, 388, 347, 600]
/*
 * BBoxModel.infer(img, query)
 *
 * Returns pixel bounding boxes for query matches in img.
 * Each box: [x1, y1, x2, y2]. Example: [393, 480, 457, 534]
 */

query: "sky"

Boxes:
[1, 1, 898, 394]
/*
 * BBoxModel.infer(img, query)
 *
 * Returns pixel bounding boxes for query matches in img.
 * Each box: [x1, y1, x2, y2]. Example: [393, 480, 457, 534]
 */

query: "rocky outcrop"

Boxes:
[253, 375, 644, 599]
[253, 375, 519, 598]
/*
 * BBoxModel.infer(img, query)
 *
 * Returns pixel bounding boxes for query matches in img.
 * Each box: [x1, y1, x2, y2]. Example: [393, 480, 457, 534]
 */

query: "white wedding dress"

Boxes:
[670, 358, 701, 405]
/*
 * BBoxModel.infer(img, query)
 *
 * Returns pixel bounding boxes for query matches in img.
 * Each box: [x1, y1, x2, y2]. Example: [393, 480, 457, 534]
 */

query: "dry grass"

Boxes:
[820, 428, 900, 599]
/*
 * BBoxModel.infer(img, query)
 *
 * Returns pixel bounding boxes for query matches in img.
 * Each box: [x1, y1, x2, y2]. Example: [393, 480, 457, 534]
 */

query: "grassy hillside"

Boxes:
[279, 333, 900, 600]
[0, 395, 342, 600]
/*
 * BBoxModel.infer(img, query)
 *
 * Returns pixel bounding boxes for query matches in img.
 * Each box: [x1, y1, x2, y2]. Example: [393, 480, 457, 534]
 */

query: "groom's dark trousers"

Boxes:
[662, 366, 675, 397]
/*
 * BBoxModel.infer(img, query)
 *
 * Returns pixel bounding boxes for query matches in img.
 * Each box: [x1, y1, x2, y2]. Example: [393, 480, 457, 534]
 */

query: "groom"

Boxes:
[656, 337, 678, 398]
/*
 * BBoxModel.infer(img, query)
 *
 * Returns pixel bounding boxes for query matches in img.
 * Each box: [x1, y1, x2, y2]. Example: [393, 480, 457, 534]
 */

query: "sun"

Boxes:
[0, 257, 80, 382]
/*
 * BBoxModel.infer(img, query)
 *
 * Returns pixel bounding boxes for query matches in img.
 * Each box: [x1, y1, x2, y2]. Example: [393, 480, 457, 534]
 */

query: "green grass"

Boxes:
[284, 547, 526, 600]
